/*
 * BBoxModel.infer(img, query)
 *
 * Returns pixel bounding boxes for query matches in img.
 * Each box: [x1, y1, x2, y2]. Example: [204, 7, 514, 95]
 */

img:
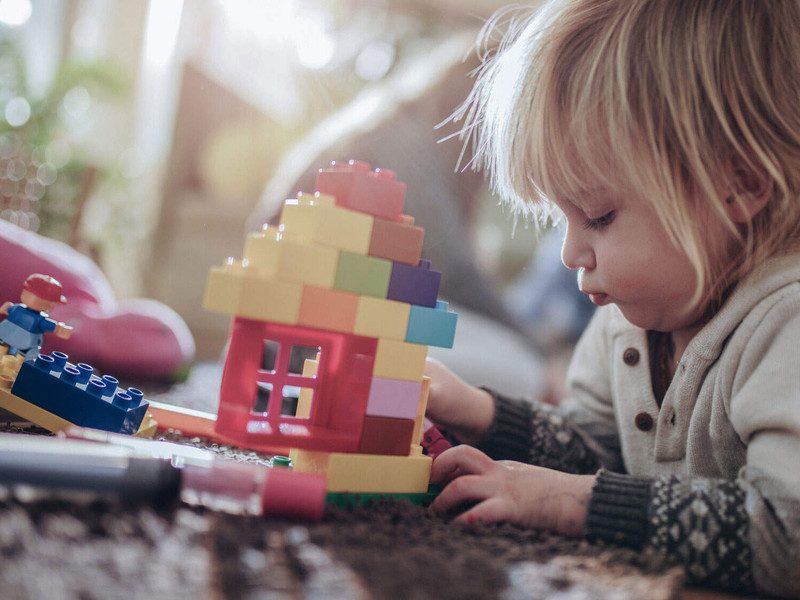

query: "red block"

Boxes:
[358, 415, 415, 456]
[216, 318, 377, 453]
[315, 160, 406, 222]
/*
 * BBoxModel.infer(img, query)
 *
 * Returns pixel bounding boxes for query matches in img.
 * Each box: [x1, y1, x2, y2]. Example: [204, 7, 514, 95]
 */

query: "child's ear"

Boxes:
[724, 162, 772, 224]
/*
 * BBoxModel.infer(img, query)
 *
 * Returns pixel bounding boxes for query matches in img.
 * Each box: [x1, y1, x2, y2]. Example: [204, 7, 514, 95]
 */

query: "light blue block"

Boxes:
[405, 304, 458, 348]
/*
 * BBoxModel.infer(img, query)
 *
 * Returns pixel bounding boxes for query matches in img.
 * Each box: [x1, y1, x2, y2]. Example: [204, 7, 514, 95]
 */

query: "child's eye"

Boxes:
[583, 211, 616, 230]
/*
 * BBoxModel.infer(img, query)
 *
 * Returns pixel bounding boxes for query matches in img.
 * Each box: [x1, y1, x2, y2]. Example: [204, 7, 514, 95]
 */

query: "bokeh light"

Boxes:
[46, 140, 72, 168]
[61, 86, 91, 120]
[0, 0, 32, 27]
[70, 16, 100, 50]
[36, 163, 57, 186]
[355, 40, 395, 81]
[4, 96, 31, 127]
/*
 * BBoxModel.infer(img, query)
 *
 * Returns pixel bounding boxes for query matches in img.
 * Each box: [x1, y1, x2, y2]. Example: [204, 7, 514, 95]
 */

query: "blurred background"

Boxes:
[1, 0, 590, 396]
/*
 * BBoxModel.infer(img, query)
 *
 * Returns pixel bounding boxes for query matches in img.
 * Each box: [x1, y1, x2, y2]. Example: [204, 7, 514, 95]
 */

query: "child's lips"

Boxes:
[584, 291, 609, 306]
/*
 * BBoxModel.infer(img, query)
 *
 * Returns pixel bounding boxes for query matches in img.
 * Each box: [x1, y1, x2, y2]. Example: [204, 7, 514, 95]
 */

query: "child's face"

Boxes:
[554, 188, 726, 334]
[20, 290, 57, 314]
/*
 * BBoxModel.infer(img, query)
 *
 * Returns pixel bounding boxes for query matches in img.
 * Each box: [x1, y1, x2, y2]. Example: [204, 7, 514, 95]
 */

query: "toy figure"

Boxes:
[0, 274, 73, 361]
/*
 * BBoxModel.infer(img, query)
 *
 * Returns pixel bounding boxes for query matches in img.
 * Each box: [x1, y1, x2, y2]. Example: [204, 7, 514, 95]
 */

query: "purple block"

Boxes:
[386, 260, 441, 308]
[366, 377, 423, 419]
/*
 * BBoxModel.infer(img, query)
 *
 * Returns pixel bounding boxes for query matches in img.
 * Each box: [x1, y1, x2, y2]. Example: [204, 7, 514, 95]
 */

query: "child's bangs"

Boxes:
[523, 60, 648, 219]
[529, 110, 635, 212]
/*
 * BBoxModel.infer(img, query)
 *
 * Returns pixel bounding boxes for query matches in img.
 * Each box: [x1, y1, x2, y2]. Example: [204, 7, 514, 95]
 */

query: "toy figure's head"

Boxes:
[21, 274, 67, 312]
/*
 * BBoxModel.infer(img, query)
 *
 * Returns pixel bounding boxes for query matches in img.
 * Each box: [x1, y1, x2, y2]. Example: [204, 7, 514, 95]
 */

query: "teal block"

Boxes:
[405, 302, 458, 348]
[334, 251, 392, 298]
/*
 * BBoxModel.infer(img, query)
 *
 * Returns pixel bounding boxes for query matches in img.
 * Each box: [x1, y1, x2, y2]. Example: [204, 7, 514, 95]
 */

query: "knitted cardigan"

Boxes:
[477, 252, 800, 598]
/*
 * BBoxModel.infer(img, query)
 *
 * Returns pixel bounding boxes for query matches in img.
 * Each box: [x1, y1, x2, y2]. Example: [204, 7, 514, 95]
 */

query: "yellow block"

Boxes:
[295, 358, 319, 419]
[135, 413, 158, 438]
[202, 263, 245, 315]
[291, 449, 432, 493]
[0, 388, 72, 433]
[243, 231, 341, 289]
[411, 376, 431, 449]
[280, 200, 374, 255]
[297, 191, 336, 208]
[353, 296, 411, 341]
[372, 338, 428, 381]
[237, 275, 303, 324]
[243, 231, 282, 272]
[280, 239, 340, 289]
[203, 264, 303, 324]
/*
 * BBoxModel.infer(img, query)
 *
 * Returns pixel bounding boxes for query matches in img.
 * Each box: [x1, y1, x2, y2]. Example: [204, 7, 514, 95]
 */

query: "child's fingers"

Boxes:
[453, 497, 510, 526]
[428, 473, 495, 515]
[429, 445, 494, 485]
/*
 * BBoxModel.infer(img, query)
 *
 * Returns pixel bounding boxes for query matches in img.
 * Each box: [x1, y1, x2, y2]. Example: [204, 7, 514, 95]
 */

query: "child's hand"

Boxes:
[429, 445, 596, 537]
[424, 358, 495, 445]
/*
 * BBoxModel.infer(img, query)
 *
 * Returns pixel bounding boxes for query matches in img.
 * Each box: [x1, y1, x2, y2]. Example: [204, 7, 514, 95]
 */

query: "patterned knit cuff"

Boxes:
[475, 388, 533, 462]
[586, 469, 653, 549]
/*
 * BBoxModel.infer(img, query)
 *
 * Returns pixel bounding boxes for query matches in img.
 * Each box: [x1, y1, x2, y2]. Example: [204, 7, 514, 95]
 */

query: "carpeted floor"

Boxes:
[0, 363, 687, 600]
[0, 487, 683, 600]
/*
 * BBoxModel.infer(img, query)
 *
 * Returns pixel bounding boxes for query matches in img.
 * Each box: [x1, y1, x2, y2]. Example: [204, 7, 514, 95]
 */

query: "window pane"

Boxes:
[288, 344, 320, 375]
[261, 339, 280, 372]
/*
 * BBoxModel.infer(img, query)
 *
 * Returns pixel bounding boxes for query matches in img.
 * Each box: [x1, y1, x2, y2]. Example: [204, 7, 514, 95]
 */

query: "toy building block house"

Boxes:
[203, 160, 457, 494]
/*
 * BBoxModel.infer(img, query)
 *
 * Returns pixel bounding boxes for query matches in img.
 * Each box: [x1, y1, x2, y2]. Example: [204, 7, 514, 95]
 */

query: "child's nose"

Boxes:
[560, 224, 596, 271]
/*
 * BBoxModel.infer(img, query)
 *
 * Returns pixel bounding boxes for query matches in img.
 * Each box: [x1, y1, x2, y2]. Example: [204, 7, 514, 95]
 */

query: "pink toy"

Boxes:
[0, 220, 194, 380]
[421, 418, 453, 460]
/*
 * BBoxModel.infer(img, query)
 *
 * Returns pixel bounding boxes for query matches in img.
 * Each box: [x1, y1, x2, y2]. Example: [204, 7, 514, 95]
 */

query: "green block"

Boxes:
[325, 485, 441, 509]
[334, 251, 392, 298]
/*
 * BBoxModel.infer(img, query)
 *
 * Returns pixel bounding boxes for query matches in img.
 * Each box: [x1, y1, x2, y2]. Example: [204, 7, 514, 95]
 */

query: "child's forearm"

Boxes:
[476, 388, 609, 474]
[446, 386, 495, 446]
[586, 471, 763, 595]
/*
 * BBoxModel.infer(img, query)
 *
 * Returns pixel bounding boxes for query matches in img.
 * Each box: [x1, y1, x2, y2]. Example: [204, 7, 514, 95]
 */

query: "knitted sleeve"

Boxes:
[475, 390, 613, 474]
[586, 471, 754, 594]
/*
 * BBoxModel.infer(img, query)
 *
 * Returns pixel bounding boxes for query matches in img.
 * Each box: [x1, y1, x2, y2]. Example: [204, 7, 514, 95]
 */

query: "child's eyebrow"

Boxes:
[569, 189, 615, 211]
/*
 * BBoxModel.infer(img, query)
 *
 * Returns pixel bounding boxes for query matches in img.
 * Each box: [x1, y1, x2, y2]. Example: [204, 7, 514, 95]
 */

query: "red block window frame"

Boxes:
[215, 317, 378, 453]
[253, 338, 321, 421]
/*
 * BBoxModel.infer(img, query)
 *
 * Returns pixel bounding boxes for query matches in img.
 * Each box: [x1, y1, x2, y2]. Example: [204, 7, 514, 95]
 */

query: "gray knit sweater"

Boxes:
[477, 252, 800, 598]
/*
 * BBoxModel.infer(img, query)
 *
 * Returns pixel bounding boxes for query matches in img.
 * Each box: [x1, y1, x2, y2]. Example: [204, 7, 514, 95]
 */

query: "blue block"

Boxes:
[386, 259, 441, 308]
[10, 353, 149, 434]
[405, 301, 458, 348]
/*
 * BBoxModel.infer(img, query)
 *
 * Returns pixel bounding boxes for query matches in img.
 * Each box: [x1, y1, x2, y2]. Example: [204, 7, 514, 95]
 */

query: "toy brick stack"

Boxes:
[203, 160, 457, 495]
[0, 273, 156, 437]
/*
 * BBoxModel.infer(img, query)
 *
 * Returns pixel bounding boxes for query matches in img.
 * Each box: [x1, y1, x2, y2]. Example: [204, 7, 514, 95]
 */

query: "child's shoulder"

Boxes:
[714, 252, 800, 365]
[728, 252, 800, 325]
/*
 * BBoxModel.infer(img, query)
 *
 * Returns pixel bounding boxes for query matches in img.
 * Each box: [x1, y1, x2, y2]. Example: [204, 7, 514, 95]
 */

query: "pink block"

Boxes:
[315, 160, 406, 222]
[366, 377, 422, 419]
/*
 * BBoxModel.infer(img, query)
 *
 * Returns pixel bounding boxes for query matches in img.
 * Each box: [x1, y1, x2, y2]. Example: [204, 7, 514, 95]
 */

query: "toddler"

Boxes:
[425, 0, 800, 597]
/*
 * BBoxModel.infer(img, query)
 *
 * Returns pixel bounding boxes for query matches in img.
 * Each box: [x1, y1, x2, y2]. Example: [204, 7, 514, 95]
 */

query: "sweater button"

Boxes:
[623, 348, 640, 366]
[635, 412, 654, 431]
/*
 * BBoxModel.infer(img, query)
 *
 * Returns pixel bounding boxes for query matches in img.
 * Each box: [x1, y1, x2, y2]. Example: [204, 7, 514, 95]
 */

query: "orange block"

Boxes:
[368, 217, 424, 265]
[298, 285, 359, 333]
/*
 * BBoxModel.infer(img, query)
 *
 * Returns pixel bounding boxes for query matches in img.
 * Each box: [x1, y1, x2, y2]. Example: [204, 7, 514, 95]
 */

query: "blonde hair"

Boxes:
[454, 0, 800, 310]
